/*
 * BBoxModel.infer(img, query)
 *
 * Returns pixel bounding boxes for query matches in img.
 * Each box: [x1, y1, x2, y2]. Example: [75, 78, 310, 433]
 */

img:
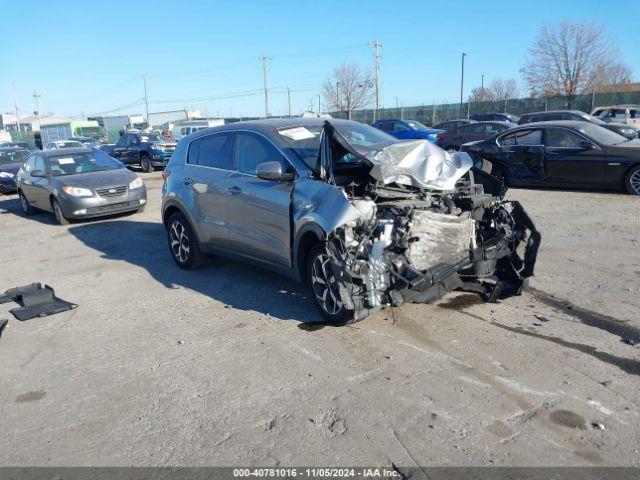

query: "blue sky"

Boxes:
[2, 0, 639, 119]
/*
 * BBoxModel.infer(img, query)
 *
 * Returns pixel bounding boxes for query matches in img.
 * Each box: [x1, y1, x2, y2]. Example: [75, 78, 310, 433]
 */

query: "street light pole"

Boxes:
[459, 52, 467, 118]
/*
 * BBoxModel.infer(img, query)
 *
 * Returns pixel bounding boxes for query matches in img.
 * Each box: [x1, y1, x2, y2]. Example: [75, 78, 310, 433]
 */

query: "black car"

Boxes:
[460, 121, 640, 195]
[433, 119, 477, 130]
[0, 147, 31, 193]
[470, 112, 520, 124]
[0, 141, 32, 150]
[518, 110, 638, 140]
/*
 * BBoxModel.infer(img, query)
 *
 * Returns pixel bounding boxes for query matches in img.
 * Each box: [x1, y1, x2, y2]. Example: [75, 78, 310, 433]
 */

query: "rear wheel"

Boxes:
[18, 190, 34, 215]
[306, 243, 354, 325]
[140, 154, 153, 173]
[625, 165, 640, 195]
[52, 198, 69, 225]
[166, 212, 206, 269]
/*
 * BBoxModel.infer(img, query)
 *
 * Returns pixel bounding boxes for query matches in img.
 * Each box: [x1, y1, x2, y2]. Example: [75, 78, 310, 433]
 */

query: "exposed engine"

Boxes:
[324, 171, 540, 321]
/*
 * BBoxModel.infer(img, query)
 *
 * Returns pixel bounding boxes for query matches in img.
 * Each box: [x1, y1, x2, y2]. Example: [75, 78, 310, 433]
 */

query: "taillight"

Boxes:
[436, 134, 445, 141]
[161, 170, 171, 182]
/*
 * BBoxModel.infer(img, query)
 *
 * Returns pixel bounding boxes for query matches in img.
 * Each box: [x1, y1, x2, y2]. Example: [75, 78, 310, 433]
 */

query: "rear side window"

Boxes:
[499, 129, 542, 146]
[484, 123, 507, 136]
[463, 124, 484, 134]
[235, 131, 288, 176]
[190, 132, 234, 169]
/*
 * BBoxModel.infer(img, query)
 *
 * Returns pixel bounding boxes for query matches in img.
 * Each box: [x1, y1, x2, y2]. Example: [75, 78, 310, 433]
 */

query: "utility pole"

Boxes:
[370, 40, 383, 122]
[12, 82, 20, 133]
[259, 56, 271, 118]
[287, 87, 292, 117]
[32, 90, 41, 127]
[142, 75, 149, 123]
[459, 52, 467, 118]
[395, 96, 399, 109]
[481, 74, 484, 90]
[317, 95, 321, 114]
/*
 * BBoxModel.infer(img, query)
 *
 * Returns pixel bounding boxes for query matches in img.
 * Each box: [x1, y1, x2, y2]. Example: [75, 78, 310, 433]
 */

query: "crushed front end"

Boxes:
[314, 121, 541, 322]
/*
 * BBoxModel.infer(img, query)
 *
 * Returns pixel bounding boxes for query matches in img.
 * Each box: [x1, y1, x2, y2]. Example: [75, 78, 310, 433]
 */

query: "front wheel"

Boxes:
[166, 212, 206, 269]
[52, 198, 69, 225]
[625, 165, 640, 195]
[140, 154, 153, 173]
[306, 243, 355, 325]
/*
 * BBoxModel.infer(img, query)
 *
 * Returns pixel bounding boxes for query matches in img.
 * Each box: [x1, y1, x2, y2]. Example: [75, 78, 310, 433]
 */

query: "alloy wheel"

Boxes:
[310, 253, 343, 315]
[630, 169, 640, 195]
[169, 220, 190, 263]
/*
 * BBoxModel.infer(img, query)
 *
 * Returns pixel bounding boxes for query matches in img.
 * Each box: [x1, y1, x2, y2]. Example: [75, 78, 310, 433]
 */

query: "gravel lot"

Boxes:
[0, 173, 639, 467]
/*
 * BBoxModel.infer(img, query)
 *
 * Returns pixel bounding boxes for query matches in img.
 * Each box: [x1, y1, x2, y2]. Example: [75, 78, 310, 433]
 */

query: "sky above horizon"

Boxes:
[2, 0, 639, 119]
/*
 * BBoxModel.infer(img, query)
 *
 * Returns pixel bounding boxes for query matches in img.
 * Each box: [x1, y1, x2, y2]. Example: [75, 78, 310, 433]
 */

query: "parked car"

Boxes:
[591, 105, 640, 130]
[101, 132, 176, 172]
[433, 119, 476, 130]
[68, 136, 103, 147]
[436, 121, 512, 152]
[470, 113, 520, 124]
[16, 147, 147, 225]
[459, 120, 640, 195]
[0, 147, 31, 193]
[45, 140, 84, 150]
[518, 110, 637, 140]
[161, 118, 539, 324]
[0, 141, 33, 150]
[371, 119, 443, 142]
[171, 120, 225, 142]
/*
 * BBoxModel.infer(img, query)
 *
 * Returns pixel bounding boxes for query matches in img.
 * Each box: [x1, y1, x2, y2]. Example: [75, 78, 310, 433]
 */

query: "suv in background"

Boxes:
[371, 119, 442, 142]
[519, 110, 637, 140]
[470, 112, 520, 124]
[101, 132, 176, 172]
[591, 105, 640, 130]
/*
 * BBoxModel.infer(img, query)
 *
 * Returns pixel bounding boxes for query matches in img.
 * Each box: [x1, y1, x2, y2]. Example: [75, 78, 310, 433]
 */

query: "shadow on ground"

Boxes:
[64, 219, 322, 323]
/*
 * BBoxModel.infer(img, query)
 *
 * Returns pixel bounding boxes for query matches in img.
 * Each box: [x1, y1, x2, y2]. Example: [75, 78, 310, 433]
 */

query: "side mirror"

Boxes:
[256, 161, 292, 181]
[579, 140, 595, 150]
[31, 169, 45, 177]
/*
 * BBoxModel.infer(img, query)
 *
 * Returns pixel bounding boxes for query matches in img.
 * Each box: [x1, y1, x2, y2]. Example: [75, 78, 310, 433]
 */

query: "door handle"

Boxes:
[227, 186, 242, 196]
[182, 177, 193, 185]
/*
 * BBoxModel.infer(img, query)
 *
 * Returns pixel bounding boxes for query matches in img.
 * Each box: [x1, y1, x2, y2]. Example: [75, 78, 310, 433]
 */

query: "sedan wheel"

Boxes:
[52, 199, 69, 225]
[626, 166, 640, 195]
[19, 191, 34, 215]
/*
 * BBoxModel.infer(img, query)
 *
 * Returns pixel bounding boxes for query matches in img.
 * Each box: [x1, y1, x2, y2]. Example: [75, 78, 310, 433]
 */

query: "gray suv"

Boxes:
[161, 118, 540, 324]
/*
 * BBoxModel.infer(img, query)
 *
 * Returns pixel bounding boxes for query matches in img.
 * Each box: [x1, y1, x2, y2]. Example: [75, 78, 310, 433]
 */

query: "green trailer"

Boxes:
[40, 120, 105, 144]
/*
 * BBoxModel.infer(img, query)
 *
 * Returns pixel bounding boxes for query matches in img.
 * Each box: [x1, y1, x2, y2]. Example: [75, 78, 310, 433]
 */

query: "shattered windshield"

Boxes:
[278, 122, 396, 170]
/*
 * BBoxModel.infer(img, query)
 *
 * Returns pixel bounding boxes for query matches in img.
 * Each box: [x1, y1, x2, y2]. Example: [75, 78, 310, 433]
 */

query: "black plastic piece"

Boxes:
[0, 283, 77, 321]
[0, 319, 7, 339]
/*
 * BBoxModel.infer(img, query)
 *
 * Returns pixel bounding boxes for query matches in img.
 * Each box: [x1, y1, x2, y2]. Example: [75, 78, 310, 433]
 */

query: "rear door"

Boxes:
[392, 121, 412, 139]
[112, 135, 128, 161]
[181, 132, 235, 247]
[125, 134, 140, 164]
[460, 123, 486, 143]
[495, 129, 546, 185]
[225, 131, 295, 268]
[543, 127, 607, 185]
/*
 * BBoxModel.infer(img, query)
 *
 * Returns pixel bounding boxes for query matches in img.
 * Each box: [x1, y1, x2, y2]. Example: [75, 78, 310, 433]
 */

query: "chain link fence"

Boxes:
[331, 90, 640, 126]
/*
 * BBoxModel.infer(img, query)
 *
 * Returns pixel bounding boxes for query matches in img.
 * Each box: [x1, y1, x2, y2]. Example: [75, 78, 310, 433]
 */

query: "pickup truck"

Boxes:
[101, 132, 176, 172]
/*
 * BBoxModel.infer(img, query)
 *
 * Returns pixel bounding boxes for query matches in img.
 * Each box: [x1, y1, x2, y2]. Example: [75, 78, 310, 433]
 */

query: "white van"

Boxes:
[591, 105, 640, 129]
[171, 119, 224, 141]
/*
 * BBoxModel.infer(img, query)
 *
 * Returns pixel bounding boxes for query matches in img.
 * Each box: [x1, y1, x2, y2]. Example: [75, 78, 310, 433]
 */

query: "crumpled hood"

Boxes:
[366, 139, 473, 190]
[318, 120, 473, 190]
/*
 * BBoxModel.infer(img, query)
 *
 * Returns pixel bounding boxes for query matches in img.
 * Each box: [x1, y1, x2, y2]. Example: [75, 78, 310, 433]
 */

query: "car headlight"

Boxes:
[152, 143, 164, 150]
[0, 171, 14, 178]
[129, 177, 144, 190]
[62, 186, 93, 197]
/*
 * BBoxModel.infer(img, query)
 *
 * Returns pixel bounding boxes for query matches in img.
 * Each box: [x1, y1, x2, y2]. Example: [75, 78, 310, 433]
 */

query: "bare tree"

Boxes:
[322, 62, 373, 118]
[593, 62, 633, 92]
[468, 86, 494, 103]
[521, 21, 631, 105]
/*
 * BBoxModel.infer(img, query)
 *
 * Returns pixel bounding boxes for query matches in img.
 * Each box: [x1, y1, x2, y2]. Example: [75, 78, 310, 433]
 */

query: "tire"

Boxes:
[306, 243, 355, 325]
[140, 154, 154, 173]
[624, 165, 640, 195]
[18, 190, 35, 215]
[166, 212, 206, 269]
[52, 198, 69, 225]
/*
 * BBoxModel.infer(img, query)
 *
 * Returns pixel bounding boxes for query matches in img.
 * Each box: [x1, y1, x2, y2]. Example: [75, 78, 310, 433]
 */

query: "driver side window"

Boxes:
[546, 128, 584, 148]
[234, 132, 291, 176]
[34, 156, 47, 173]
[23, 154, 36, 173]
[393, 122, 409, 132]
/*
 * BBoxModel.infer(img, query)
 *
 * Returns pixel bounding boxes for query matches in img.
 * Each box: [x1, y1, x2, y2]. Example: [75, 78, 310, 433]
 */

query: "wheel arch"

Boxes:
[292, 223, 326, 283]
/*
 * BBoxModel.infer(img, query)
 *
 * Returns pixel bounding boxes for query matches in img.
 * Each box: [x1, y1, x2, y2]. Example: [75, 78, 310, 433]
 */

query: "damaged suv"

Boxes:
[161, 119, 540, 324]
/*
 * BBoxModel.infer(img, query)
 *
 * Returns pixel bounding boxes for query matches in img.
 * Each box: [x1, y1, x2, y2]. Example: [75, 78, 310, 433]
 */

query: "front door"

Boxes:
[29, 155, 51, 209]
[543, 127, 606, 185]
[225, 131, 294, 268]
[496, 129, 546, 185]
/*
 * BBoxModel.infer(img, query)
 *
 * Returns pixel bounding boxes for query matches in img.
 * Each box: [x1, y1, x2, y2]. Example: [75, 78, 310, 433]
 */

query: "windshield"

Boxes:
[406, 120, 429, 131]
[48, 150, 123, 176]
[139, 134, 165, 142]
[278, 122, 396, 170]
[577, 123, 628, 145]
[0, 149, 30, 165]
[55, 141, 83, 148]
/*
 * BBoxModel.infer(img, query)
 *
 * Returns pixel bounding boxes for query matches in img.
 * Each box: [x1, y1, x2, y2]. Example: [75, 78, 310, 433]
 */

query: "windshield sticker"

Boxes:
[57, 157, 75, 165]
[279, 127, 316, 141]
